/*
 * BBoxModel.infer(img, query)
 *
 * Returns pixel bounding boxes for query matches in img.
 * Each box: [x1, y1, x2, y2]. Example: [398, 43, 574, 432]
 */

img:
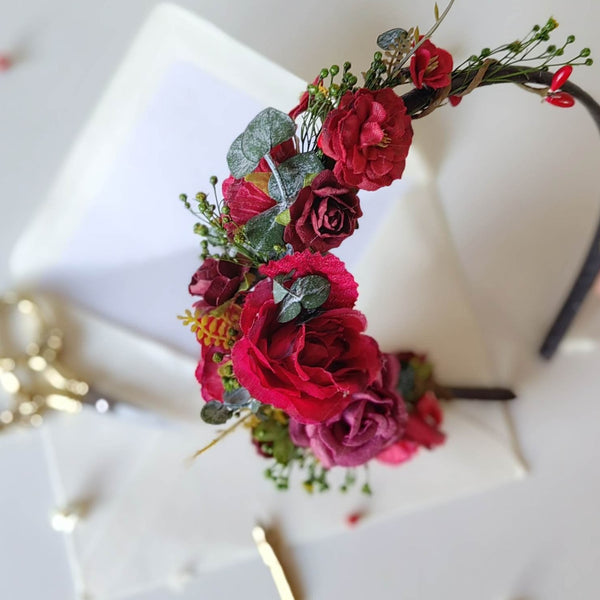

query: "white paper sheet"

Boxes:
[10, 4, 525, 598]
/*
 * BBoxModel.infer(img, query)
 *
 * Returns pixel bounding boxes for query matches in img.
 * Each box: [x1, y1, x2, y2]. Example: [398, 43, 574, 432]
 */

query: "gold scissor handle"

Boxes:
[0, 293, 90, 432]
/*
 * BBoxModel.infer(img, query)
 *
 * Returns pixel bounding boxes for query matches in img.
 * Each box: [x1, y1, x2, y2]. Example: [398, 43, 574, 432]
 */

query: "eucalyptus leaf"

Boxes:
[244, 205, 285, 256]
[226, 133, 260, 179]
[200, 401, 232, 425]
[377, 28, 408, 50]
[291, 275, 331, 310]
[248, 398, 263, 414]
[272, 279, 289, 304]
[278, 295, 302, 323]
[240, 108, 295, 166]
[275, 208, 291, 226]
[268, 153, 324, 203]
[223, 387, 252, 408]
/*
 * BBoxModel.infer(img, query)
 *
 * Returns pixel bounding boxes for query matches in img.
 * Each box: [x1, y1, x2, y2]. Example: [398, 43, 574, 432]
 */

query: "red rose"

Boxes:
[284, 170, 362, 252]
[189, 258, 248, 309]
[222, 140, 296, 227]
[409, 39, 453, 90]
[288, 353, 406, 467]
[231, 279, 382, 423]
[317, 88, 413, 191]
[195, 345, 225, 403]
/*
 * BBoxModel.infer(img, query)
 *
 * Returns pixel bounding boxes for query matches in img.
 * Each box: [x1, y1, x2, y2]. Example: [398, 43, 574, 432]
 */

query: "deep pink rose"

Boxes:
[284, 170, 362, 252]
[409, 39, 453, 90]
[289, 354, 407, 467]
[195, 344, 225, 403]
[222, 140, 296, 227]
[260, 250, 358, 310]
[231, 279, 381, 424]
[317, 88, 413, 191]
[189, 258, 248, 308]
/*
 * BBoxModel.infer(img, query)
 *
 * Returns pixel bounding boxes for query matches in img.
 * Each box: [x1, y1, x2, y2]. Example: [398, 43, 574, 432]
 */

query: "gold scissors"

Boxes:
[0, 292, 162, 432]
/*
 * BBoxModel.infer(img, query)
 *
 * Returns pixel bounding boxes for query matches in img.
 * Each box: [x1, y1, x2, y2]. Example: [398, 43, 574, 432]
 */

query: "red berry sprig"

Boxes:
[546, 65, 575, 107]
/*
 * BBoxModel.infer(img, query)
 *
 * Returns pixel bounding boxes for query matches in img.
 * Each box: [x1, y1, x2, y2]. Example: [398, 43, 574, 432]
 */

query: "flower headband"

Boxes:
[179, 2, 597, 494]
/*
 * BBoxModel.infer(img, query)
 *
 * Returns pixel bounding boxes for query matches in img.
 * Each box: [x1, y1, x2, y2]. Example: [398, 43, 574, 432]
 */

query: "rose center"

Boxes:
[377, 133, 392, 148]
[425, 55, 440, 75]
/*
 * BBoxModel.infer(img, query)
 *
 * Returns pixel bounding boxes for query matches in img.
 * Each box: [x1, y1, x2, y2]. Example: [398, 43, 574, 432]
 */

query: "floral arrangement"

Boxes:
[179, 2, 595, 493]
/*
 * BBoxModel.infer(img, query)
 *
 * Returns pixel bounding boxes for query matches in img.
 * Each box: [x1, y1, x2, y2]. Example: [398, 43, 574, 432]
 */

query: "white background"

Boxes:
[1, 1, 600, 599]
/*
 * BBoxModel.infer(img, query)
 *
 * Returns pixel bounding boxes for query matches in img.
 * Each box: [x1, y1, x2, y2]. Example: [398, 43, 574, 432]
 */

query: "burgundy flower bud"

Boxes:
[188, 258, 248, 307]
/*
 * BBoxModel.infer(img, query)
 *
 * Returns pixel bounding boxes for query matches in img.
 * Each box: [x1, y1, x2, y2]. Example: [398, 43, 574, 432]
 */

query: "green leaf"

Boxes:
[278, 295, 302, 323]
[244, 205, 285, 256]
[273, 437, 296, 465]
[241, 108, 295, 164]
[253, 420, 285, 443]
[291, 275, 331, 310]
[223, 387, 252, 408]
[226, 133, 260, 179]
[268, 153, 324, 203]
[376, 28, 408, 50]
[200, 401, 232, 425]
[272, 278, 289, 304]
[303, 172, 319, 187]
[434, 2, 440, 20]
[275, 208, 291, 226]
[226, 108, 295, 179]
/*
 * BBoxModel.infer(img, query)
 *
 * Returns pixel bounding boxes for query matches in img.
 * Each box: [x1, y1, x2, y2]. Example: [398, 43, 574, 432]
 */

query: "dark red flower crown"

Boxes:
[179, 4, 598, 493]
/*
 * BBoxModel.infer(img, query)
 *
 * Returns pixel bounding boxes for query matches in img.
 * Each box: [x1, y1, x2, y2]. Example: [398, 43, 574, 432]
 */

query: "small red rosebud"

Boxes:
[449, 95, 462, 107]
[550, 65, 573, 92]
[345, 511, 363, 527]
[545, 91, 575, 107]
[0, 54, 11, 72]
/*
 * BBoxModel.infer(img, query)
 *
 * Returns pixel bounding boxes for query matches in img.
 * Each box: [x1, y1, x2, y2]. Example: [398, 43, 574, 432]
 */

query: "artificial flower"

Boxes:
[222, 140, 296, 227]
[405, 391, 446, 448]
[189, 258, 248, 308]
[260, 249, 359, 310]
[318, 88, 413, 191]
[377, 390, 446, 465]
[409, 38, 453, 90]
[284, 170, 362, 252]
[195, 344, 226, 403]
[289, 354, 407, 466]
[231, 279, 381, 423]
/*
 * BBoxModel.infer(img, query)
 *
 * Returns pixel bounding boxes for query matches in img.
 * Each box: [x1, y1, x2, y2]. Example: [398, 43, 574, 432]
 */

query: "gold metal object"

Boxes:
[252, 525, 296, 600]
[0, 293, 91, 432]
